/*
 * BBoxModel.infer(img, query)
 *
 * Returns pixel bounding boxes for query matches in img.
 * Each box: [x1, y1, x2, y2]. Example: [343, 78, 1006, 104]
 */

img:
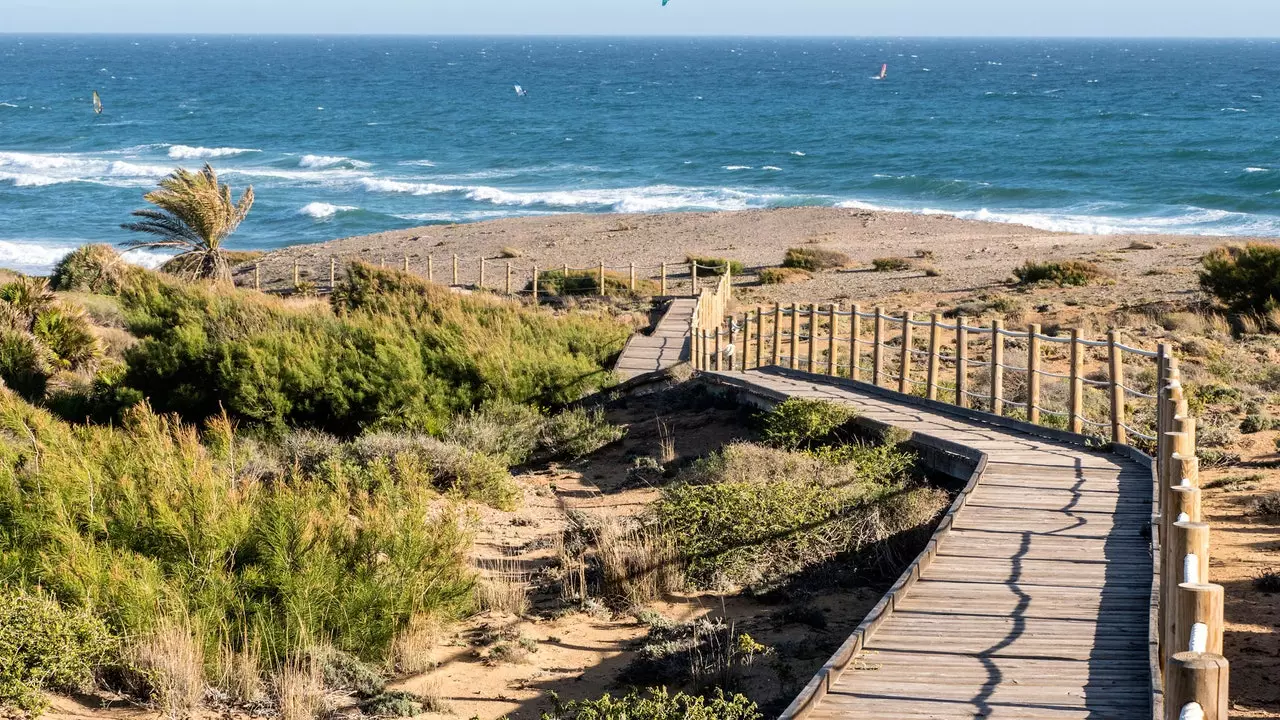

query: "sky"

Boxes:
[4, 0, 1280, 37]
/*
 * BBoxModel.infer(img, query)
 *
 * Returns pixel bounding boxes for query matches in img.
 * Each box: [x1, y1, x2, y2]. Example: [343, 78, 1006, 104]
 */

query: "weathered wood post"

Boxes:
[532, 266, 539, 303]
[899, 310, 913, 394]
[755, 305, 764, 369]
[1069, 328, 1084, 434]
[955, 316, 969, 408]
[807, 305, 818, 373]
[629, 262, 636, 292]
[991, 319, 1005, 415]
[1167, 519, 1211, 669]
[427, 255, 434, 283]
[850, 304, 862, 381]
[789, 303, 799, 370]
[691, 262, 698, 295]
[772, 304, 782, 367]
[254, 262, 261, 291]
[1165, 652, 1229, 720]
[598, 261, 606, 296]
[713, 324, 722, 372]
[1108, 330, 1126, 444]
[728, 314, 737, 372]
[927, 313, 941, 401]
[873, 306, 885, 386]
[452, 254, 459, 285]
[479, 258, 487, 290]
[403, 254, 409, 273]
[293, 260, 300, 287]
[742, 309, 753, 371]
[379, 257, 386, 269]
[1028, 323, 1042, 424]
[1175, 582, 1224, 657]
[506, 262, 513, 295]
[828, 303, 840, 376]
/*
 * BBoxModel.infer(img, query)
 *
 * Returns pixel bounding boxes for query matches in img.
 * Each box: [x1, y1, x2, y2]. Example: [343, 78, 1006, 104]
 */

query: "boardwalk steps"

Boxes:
[613, 298, 697, 380]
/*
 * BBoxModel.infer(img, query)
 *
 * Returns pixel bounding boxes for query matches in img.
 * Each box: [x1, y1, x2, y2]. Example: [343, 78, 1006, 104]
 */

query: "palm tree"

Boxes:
[122, 163, 254, 284]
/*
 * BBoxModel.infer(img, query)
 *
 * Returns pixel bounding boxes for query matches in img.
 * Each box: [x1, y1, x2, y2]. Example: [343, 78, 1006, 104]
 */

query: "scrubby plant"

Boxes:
[1014, 260, 1110, 287]
[1199, 243, 1280, 314]
[543, 687, 760, 720]
[310, 645, 384, 697]
[757, 267, 811, 285]
[541, 407, 627, 460]
[121, 263, 627, 435]
[0, 589, 116, 716]
[49, 244, 141, 295]
[1250, 492, 1280, 517]
[782, 247, 849, 272]
[361, 690, 436, 717]
[0, 277, 102, 401]
[128, 616, 206, 717]
[1256, 570, 1280, 593]
[1240, 413, 1276, 434]
[871, 257, 912, 272]
[686, 256, 745, 277]
[531, 268, 659, 297]
[446, 397, 546, 466]
[351, 432, 519, 510]
[759, 397, 857, 450]
[160, 250, 264, 278]
[620, 617, 770, 691]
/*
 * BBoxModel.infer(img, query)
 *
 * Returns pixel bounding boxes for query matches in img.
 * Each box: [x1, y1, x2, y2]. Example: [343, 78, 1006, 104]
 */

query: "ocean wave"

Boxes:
[762, 166, 782, 171]
[791, 151, 806, 156]
[1221, 108, 1248, 113]
[0, 151, 170, 187]
[168, 145, 260, 160]
[723, 165, 753, 171]
[0, 240, 171, 275]
[1245, 167, 1269, 173]
[299, 154, 372, 169]
[361, 178, 778, 213]
[299, 202, 358, 218]
[0, 103, 19, 108]
[921, 205, 1280, 237]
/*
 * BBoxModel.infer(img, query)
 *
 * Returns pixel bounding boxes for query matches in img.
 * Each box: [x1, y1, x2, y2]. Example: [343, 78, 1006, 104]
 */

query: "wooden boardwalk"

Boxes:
[708, 368, 1154, 720]
[614, 298, 697, 380]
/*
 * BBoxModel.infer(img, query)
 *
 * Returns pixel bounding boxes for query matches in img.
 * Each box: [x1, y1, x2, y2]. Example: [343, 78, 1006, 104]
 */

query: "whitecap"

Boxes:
[167, 145, 260, 160]
[1245, 167, 1269, 173]
[299, 154, 371, 169]
[298, 202, 358, 219]
[791, 151, 806, 156]
[762, 166, 782, 171]
[400, 160, 437, 167]
[1221, 107, 1248, 113]
[0, 102, 18, 108]
[0, 240, 171, 275]
[723, 165, 753, 171]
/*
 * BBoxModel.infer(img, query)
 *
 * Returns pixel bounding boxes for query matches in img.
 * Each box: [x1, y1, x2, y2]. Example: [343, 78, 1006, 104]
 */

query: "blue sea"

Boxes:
[3, 36, 1280, 274]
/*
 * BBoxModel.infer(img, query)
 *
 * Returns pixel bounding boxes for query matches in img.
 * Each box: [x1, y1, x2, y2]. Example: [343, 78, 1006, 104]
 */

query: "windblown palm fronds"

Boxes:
[122, 163, 254, 284]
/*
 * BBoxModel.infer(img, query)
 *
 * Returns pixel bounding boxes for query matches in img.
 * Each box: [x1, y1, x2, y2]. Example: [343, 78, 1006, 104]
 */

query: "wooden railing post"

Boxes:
[742, 310, 753, 371]
[506, 262, 513, 294]
[927, 313, 941, 401]
[403, 254, 409, 273]
[1175, 582, 1225, 656]
[1028, 323, 1042, 424]
[1069, 328, 1084, 434]
[827, 303, 839, 376]
[629, 262, 636, 292]
[728, 314, 737, 372]
[873, 306, 885, 386]
[255, 262, 261, 291]
[899, 311, 913, 394]
[1108, 330, 1126, 444]
[789, 303, 799, 370]
[850, 304, 862, 381]
[598, 261, 605, 296]
[713, 325, 722, 371]
[660, 262, 668, 296]
[955, 316, 969, 408]
[1165, 652, 1229, 720]
[755, 305, 764, 369]
[807, 304, 818, 374]
[479, 258, 487, 290]
[452, 254, 459, 285]
[427, 255, 434, 283]
[991, 319, 1005, 415]
[293, 260, 300, 287]
[772, 304, 782, 367]
[532, 266, 539, 303]
[691, 262, 698, 295]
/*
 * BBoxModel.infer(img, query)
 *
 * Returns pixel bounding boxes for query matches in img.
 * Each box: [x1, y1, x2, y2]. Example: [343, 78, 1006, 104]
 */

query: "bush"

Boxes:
[0, 278, 101, 401]
[1240, 413, 1276, 434]
[543, 687, 760, 720]
[351, 432, 519, 510]
[1250, 492, 1280, 517]
[657, 443, 943, 589]
[757, 267, 811, 285]
[686, 256, 745, 277]
[161, 250, 264, 278]
[361, 690, 432, 717]
[1014, 260, 1110, 287]
[1256, 570, 1280, 593]
[446, 397, 546, 466]
[782, 247, 849, 272]
[1199, 243, 1280, 313]
[871, 257, 912, 272]
[759, 398, 856, 450]
[311, 646, 384, 697]
[49, 244, 143, 295]
[531, 268, 659, 297]
[541, 407, 627, 460]
[0, 589, 116, 716]
[122, 263, 628, 435]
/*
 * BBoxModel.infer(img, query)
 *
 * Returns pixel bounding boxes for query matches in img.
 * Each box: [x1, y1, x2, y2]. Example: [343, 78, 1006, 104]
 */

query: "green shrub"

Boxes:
[311, 646, 384, 697]
[1200, 243, 1280, 313]
[531, 268, 659, 297]
[782, 247, 849, 272]
[871, 257, 912, 272]
[49, 244, 143, 295]
[757, 267, 811, 285]
[121, 263, 627, 435]
[1240, 413, 1276, 434]
[361, 690, 434, 717]
[0, 329, 53, 400]
[0, 589, 116, 716]
[657, 443, 943, 589]
[446, 397, 546, 466]
[686, 256, 745, 277]
[1014, 260, 1110, 287]
[543, 687, 760, 720]
[759, 398, 856, 450]
[351, 432, 519, 510]
[541, 407, 627, 460]
[0, 278, 102, 401]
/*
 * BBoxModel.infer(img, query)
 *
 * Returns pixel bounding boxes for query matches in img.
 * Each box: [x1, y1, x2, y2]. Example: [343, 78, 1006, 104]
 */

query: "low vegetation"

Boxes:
[757, 267, 811, 285]
[870, 256, 912, 272]
[0, 590, 115, 715]
[0, 276, 102, 400]
[759, 397, 857, 449]
[1013, 260, 1110, 287]
[543, 687, 760, 720]
[531, 268, 659, 297]
[1199, 243, 1280, 314]
[686, 256, 745, 277]
[782, 247, 849, 272]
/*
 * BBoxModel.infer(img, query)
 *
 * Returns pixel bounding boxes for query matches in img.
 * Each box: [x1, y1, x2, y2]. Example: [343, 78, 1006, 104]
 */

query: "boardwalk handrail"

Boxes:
[689, 298, 1230, 719]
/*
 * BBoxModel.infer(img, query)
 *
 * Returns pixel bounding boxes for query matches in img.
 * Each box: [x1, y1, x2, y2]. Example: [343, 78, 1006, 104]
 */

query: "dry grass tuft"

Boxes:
[215, 634, 264, 706]
[758, 267, 812, 285]
[499, 246, 523, 258]
[474, 557, 530, 616]
[388, 613, 443, 676]
[596, 518, 683, 607]
[871, 257, 912, 272]
[274, 655, 327, 720]
[131, 617, 206, 717]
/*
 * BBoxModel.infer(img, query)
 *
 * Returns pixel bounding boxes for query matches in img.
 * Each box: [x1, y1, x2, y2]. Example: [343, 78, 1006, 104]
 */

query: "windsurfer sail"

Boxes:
[877, 64, 888, 81]
[514, 84, 528, 97]
[92, 90, 103, 114]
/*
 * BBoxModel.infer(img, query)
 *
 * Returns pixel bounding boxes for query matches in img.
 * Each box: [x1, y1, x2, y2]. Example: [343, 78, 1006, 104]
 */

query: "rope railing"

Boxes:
[692, 297, 1225, 718]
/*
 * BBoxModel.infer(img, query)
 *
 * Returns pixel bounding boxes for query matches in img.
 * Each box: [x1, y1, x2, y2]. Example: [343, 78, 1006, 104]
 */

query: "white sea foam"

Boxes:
[1221, 108, 1248, 113]
[0, 240, 170, 275]
[0, 103, 18, 108]
[299, 202, 358, 218]
[0, 151, 169, 187]
[167, 145, 260, 160]
[723, 165, 752, 171]
[299, 154, 372, 169]
[1245, 167, 1269, 173]
[791, 151, 806, 156]
[762, 166, 782, 171]
[361, 178, 776, 213]
[400, 160, 437, 167]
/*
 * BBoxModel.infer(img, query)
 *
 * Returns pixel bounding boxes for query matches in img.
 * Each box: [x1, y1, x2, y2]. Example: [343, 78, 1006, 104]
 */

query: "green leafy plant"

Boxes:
[541, 407, 627, 460]
[531, 268, 658, 297]
[782, 247, 849, 271]
[1014, 260, 1110, 287]
[0, 589, 116, 716]
[759, 398, 856, 450]
[686, 256, 745, 277]
[1199, 243, 1280, 314]
[757, 267, 811, 285]
[542, 687, 760, 720]
[49, 244, 143, 295]
[871, 257, 912, 272]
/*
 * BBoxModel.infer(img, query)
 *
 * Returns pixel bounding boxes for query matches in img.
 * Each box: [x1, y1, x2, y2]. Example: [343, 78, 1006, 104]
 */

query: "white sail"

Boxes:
[92, 90, 103, 114]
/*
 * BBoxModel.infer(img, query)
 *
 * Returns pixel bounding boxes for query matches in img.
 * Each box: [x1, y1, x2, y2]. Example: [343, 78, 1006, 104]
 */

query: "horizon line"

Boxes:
[3, 32, 1280, 40]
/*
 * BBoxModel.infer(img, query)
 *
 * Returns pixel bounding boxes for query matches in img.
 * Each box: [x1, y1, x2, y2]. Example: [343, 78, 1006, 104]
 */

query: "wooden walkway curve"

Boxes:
[706, 367, 1154, 720]
[614, 298, 697, 380]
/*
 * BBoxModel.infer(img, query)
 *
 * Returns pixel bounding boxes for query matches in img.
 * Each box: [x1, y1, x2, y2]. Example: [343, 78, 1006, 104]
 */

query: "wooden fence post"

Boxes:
[452, 254, 459, 286]
[403, 254, 409, 273]
[598, 261, 606, 296]
[991, 319, 1005, 415]
[755, 305, 764, 369]
[927, 313, 941, 401]
[1069, 328, 1084, 434]
[293, 260, 300, 287]
[506, 262, 513, 295]
[254, 262, 261, 291]
[899, 311, 913, 394]
[788, 303, 799, 370]
[661, 262, 668, 295]
[714, 325, 722, 372]
[329, 257, 336, 290]
[1165, 652, 1229, 720]
[1109, 330, 1126, 444]
[772, 304, 782, 367]
[691, 262, 698, 295]
[532, 266, 539, 303]
[850, 304, 862, 381]
[380, 257, 386, 269]
[1028, 323, 1042, 424]
[828, 303, 840, 376]
[955, 316, 969, 408]
[427, 255, 434, 283]
[807, 305, 818, 374]
[479, 258, 487, 290]
[1167, 519, 1211, 668]
[1175, 582, 1225, 656]
[873, 306, 885, 386]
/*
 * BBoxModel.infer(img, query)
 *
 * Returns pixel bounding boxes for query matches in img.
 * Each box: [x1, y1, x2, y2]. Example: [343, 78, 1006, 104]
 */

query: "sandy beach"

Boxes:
[238, 207, 1249, 310]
